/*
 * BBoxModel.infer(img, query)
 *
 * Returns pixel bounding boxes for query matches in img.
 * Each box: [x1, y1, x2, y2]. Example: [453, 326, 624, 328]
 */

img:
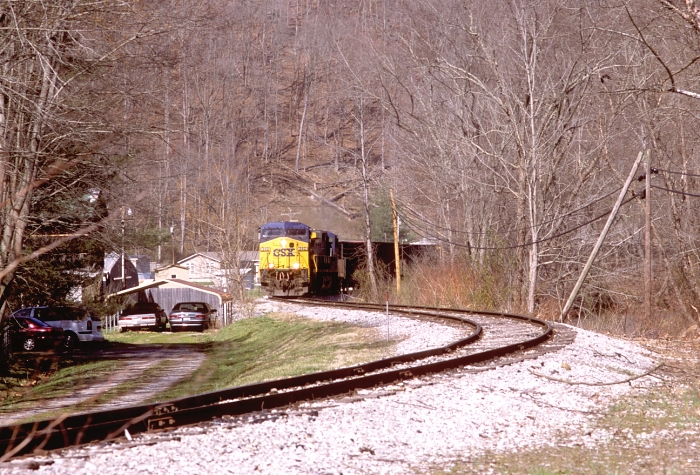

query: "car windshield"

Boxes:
[174, 303, 207, 312]
[122, 303, 159, 316]
[38, 307, 85, 321]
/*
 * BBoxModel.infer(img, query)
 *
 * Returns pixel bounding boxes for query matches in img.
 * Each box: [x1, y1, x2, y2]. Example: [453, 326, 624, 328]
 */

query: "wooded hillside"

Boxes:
[4, 0, 700, 333]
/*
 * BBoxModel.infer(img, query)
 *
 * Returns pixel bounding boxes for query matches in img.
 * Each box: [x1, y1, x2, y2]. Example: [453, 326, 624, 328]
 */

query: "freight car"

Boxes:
[258, 221, 346, 297]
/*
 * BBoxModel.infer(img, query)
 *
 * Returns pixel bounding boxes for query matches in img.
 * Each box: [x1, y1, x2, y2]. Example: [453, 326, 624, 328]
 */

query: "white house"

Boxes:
[177, 251, 259, 290]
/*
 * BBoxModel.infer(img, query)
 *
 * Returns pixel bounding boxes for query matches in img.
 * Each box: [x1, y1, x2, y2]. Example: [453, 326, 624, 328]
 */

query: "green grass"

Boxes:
[149, 313, 391, 401]
[106, 328, 211, 345]
[0, 312, 392, 420]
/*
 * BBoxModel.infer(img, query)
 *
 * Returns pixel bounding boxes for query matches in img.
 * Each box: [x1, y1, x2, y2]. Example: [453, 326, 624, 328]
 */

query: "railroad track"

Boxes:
[0, 300, 555, 460]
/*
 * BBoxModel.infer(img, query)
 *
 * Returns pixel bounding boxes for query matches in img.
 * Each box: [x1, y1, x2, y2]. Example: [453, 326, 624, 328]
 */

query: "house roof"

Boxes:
[103, 252, 120, 273]
[239, 251, 259, 262]
[178, 252, 221, 264]
[107, 278, 232, 301]
[178, 251, 259, 265]
[104, 252, 137, 274]
[154, 264, 188, 272]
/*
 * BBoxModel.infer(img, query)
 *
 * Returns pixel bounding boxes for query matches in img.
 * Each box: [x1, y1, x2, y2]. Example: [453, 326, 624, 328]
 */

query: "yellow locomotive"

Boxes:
[258, 221, 346, 297]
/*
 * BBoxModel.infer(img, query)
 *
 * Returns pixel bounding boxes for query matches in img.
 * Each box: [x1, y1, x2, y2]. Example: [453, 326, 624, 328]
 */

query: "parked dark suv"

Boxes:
[11, 307, 104, 348]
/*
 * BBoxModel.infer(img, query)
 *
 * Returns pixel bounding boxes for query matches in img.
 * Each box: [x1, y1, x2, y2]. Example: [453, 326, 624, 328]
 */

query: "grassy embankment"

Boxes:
[0, 312, 392, 421]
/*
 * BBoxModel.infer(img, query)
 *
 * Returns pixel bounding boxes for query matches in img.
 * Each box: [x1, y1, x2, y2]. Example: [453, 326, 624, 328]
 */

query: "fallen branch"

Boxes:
[528, 363, 664, 386]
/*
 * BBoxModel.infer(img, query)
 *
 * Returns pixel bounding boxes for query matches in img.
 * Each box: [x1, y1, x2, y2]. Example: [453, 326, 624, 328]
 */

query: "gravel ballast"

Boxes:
[1, 300, 663, 474]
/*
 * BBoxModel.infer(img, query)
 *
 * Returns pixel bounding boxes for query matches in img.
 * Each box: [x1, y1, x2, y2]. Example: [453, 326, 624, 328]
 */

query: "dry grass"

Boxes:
[364, 255, 700, 340]
[433, 340, 700, 475]
[355, 254, 514, 311]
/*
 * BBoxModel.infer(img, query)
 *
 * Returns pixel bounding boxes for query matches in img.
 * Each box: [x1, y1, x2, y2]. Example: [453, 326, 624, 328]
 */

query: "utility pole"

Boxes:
[390, 188, 400, 294]
[560, 152, 645, 322]
[281, 208, 301, 221]
[170, 224, 175, 266]
[121, 207, 125, 290]
[121, 207, 132, 290]
[645, 149, 652, 323]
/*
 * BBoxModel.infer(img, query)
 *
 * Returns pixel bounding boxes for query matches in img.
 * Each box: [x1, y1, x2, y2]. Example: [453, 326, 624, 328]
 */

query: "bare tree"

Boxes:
[0, 1, 139, 311]
[379, 0, 630, 313]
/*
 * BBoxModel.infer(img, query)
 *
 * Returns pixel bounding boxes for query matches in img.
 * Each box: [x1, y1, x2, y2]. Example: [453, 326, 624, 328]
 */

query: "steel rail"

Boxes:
[0, 301, 551, 459]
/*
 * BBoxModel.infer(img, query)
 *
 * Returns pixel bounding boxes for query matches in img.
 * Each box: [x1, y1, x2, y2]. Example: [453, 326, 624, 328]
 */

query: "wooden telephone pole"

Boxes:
[560, 152, 645, 321]
[390, 188, 400, 294]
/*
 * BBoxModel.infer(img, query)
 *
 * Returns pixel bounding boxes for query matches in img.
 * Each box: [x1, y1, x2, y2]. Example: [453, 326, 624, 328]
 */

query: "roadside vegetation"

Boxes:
[353, 254, 693, 340]
[429, 340, 700, 475]
[0, 312, 391, 422]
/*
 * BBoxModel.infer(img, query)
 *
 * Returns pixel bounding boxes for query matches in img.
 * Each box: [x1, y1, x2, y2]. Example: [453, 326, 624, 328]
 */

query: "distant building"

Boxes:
[103, 252, 139, 295]
[154, 264, 189, 281]
[177, 251, 259, 290]
[130, 255, 154, 283]
[178, 252, 221, 286]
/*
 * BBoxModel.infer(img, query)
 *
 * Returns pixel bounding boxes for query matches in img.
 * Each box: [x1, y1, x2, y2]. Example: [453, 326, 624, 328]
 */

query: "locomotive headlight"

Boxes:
[281, 239, 287, 247]
[268, 263, 275, 269]
[292, 262, 300, 270]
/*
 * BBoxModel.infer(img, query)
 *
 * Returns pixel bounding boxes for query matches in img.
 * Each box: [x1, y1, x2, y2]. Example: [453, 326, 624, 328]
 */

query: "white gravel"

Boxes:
[1, 300, 661, 474]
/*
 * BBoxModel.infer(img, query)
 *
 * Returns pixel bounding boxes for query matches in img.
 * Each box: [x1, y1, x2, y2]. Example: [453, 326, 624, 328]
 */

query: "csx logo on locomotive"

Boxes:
[273, 248, 295, 257]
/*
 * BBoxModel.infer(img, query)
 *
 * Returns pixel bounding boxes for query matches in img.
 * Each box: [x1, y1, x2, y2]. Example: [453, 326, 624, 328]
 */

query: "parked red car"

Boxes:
[8, 315, 65, 351]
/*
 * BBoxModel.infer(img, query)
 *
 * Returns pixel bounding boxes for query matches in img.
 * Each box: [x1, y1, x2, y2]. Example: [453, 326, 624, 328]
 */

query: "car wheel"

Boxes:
[120, 327, 128, 333]
[63, 332, 78, 350]
[23, 338, 36, 351]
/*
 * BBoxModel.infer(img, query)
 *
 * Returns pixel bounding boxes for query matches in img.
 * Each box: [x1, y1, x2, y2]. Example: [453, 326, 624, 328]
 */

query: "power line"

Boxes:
[395, 186, 623, 237]
[400, 196, 635, 251]
[651, 184, 700, 198]
[656, 167, 700, 178]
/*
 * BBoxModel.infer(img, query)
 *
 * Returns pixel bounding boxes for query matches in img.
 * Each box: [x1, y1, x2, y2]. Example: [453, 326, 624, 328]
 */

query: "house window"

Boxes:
[171, 274, 177, 278]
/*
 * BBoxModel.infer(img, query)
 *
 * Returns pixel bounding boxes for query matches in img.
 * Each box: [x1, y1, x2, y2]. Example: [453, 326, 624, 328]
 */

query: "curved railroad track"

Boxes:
[0, 300, 559, 460]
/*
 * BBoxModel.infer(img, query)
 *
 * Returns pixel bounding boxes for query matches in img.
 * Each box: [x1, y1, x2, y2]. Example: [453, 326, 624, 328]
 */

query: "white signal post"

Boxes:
[386, 292, 390, 342]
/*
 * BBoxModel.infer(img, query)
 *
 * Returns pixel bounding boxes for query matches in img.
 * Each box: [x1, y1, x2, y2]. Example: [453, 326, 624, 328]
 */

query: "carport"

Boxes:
[106, 279, 234, 330]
